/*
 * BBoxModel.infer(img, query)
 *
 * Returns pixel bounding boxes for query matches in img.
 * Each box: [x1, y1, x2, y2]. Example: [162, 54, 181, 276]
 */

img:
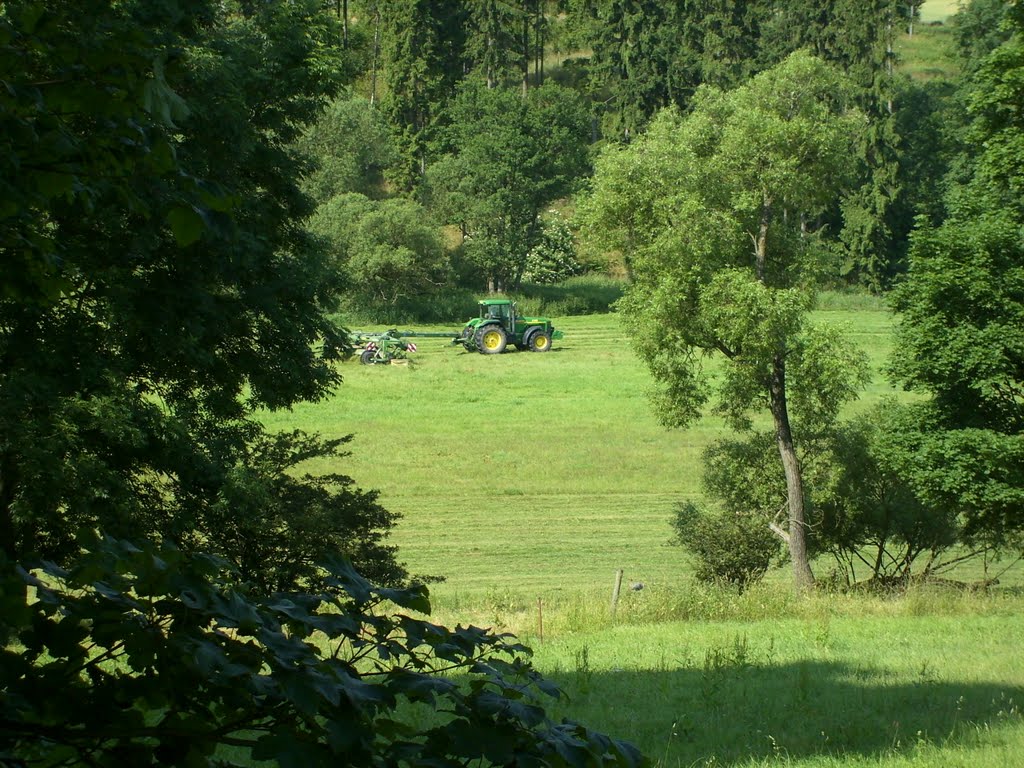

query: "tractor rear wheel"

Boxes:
[527, 330, 552, 352]
[476, 325, 507, 354]
[359, 349, 378, 365]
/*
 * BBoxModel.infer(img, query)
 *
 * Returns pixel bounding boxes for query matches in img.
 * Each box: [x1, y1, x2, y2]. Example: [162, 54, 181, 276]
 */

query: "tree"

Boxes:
[564, 0, 775, 139]
[0, 0, 406, 590]
[465, 0, 519, 89]
[523, 211, 589, 284]
[379, 0, 468, 191]
[297, 91, 398, 202]
[954, 0, 1013, 75]
[813, 405, 977, 587]
[309, 193, 451, 318]
[426, 81, 590, 292]
[570, 0, 683, 138]
[889, 2, 1024, 555]
[582, 52, 868, 591]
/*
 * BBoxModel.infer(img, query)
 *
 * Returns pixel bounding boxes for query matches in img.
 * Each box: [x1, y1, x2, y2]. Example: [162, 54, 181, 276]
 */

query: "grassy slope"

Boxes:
[264, 303, 1024, 765]
[262, 304, 1019, 607]
[920, 0, 960, 24]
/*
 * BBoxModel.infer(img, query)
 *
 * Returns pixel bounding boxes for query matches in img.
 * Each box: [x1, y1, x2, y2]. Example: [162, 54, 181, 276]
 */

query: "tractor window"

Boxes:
[483, 304, 510, 322]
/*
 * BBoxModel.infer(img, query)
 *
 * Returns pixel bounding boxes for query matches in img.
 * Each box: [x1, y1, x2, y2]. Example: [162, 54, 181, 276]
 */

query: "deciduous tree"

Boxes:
[427, 81, 590, 292]
[309, 193, 451, 318]
[889, 3, 1024, 555]
[583, 52, 868, 590]
[0, 537, 645, 768]
[0, 0, 405, 589]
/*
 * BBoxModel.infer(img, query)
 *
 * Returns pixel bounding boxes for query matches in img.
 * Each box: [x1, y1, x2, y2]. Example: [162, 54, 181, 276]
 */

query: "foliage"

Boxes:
[889, 2, 1024, 551]
[813, 405, 967, 586]
[512, 275, 625, 317]
[563, 0, 768, 138]
[954, 0, 1013, 74]
[891, 214, 1024, 437]
[297, 91, 398, 201]
[690, 404, 976, 589]
[174, 426, 408, 593]
[309, 193, 451, 316]
[523, 212, 589, 285]
[379, 0, 468, 191]
[0, 0, 405, 590]
[584, 52, 867, 589]
[464, 0, 520, 88]
[0, 537, 646, 768]
[670, 500, 781, 591]
[426, 81, 590, 292]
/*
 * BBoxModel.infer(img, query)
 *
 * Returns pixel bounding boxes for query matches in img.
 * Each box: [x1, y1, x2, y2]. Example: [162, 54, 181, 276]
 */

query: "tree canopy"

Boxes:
[0, 0, 406, 590]
[427, 81, 590, 292]
[888, 2, 1024, 554]
[583, 52, 869, 590]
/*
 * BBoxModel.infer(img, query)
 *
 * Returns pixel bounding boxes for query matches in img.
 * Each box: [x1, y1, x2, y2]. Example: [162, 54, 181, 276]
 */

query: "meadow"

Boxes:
[262, 297, 1024, 766]
[920, 0, 961, 24]
[263, 298, 892, 604]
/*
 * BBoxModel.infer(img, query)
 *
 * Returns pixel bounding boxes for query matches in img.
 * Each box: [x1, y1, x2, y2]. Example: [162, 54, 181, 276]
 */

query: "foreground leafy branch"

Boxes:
[0, 537, 645, 768]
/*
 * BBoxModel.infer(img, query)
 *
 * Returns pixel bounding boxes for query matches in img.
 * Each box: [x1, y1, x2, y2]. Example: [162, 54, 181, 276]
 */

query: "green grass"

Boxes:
[261, 305, 1024, 766]
[919, 0, 960, 24]
[261, 307, 1018, 606]
[897, 22, 959, 82]
[530, 609, 1024, 767]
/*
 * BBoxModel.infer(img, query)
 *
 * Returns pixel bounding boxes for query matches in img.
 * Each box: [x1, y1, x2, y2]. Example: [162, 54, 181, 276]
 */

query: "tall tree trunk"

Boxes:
[522, 14, 530, 94]
[754, 194, 771, 279]
[370, 10, 381, 107]
[0, 459, 17, 560]
[768, 355, 815, 591]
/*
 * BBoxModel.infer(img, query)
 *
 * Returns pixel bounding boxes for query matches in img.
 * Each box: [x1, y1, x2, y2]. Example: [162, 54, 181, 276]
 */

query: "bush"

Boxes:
[512, 275, 626, 316]
[523, 212, 589, 284]
[671, 501, 782, 591]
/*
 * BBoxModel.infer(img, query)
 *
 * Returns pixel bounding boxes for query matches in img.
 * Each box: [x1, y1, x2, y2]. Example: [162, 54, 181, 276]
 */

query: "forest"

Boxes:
[2, 0, 1023, 765]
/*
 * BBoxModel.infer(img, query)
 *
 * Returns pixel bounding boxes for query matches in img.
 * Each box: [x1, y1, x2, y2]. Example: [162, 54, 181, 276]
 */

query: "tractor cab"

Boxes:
[482, 299, 514, 328]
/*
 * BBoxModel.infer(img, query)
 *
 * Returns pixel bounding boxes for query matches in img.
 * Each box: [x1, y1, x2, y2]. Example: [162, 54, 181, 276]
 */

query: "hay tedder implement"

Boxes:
[354, 299, 563, 364]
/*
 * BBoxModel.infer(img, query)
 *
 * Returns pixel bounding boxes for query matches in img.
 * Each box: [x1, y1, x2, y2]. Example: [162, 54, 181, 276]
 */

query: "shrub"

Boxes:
[523, 212, 589, 284]
[0, 536, 646, 768]
[670, 501, 782, 591]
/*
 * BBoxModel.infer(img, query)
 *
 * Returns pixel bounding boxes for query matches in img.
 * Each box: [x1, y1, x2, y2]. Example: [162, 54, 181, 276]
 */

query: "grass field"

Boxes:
[263, 300, 1024, 766]
[262, 300, 1019, 607]
[920, 0, 961, 24]
[533, 610, 1024, 767]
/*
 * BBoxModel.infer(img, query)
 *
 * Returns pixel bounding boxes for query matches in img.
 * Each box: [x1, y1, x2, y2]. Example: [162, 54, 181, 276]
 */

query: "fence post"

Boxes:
[610, 569, 623, 617]
[537, 597, 543, 643]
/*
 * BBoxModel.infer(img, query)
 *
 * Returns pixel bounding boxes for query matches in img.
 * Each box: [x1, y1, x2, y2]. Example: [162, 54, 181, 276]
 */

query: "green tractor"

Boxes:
[454, 299, 562, 355]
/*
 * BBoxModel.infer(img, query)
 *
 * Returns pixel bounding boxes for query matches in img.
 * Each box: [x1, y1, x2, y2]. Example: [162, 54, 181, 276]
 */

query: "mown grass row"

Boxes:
[263, 298, 1019, 612]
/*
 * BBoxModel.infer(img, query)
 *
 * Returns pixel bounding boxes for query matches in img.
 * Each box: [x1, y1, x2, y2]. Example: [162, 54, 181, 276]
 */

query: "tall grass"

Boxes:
[512, 274, 626, 316]
[337, 274, 625, 325]
[530, 609, 1024, 767]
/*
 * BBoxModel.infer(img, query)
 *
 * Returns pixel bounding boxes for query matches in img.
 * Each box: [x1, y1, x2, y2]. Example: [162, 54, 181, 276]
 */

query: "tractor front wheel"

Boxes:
[527, 330, 552, 352]
[476, 325, 507, 354]
[359, 349, 378, 365]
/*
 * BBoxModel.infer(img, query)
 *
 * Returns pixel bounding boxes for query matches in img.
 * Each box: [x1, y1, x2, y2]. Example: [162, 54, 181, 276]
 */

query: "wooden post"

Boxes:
[537, 597, 543, 643]
[610, 569, 623, 617]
